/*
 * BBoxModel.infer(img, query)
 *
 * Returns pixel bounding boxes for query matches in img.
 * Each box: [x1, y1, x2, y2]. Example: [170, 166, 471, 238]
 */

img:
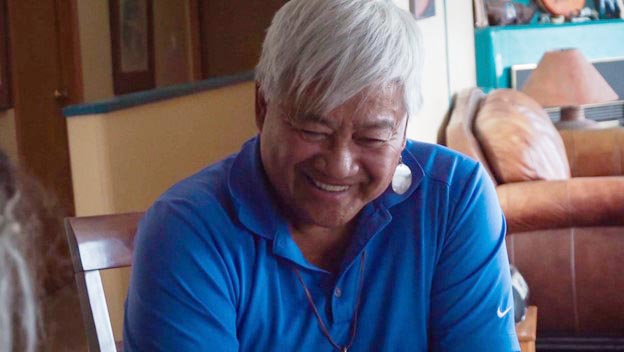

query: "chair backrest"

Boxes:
[440, 87, 497, 183]
[442, 87, 571, 185]
[472, 88, 570, 183]
[65, 212, 144, 352]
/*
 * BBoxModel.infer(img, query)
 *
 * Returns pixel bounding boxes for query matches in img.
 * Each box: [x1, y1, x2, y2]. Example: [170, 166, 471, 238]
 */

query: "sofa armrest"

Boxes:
[558, 127, 624, 177]
[496, 177, 624, 234]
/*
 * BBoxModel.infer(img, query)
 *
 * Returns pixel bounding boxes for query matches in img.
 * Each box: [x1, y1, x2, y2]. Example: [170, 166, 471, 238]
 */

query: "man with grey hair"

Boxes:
[124, 0, 520, 351]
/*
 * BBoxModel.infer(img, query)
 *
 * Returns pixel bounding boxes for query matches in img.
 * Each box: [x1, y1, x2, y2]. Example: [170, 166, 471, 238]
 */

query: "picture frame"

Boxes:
[0, 0, 11, 109]
[410, 0, 436, 19]
[109, 0, 155, 95]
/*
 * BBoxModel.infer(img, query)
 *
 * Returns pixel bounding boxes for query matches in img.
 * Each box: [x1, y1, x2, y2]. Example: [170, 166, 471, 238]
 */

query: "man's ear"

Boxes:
[255, 83, 267, 131]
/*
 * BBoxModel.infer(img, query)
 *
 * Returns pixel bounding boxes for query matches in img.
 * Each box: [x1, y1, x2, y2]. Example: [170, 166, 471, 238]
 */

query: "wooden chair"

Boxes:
[65, 212, 144, 352]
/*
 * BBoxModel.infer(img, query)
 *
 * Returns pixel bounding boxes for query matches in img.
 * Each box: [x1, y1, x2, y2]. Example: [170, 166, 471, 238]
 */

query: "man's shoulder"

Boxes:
[138, 154, 242, 243]
[405, 139, 482, 187]
[159, 153, 237, 207]
[137, 152, 250, 253]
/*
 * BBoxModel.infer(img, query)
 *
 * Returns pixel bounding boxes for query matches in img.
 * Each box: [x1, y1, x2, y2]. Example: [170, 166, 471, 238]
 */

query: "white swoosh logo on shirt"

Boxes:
[497, 306, 512, 318]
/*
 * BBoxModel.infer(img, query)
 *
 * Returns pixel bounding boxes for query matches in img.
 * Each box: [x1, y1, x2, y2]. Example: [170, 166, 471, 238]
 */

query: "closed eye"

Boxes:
[300, 129, 329, 141]
[356, 129, 392, 146]
[357, 137, 387, 147]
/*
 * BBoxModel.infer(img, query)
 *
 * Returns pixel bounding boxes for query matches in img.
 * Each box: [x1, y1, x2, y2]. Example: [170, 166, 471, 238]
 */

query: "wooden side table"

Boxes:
[515, 306, 537, 352]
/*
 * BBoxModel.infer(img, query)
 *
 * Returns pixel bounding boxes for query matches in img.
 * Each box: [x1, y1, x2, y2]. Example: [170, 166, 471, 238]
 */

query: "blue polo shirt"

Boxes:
[124, 136, 520, 351]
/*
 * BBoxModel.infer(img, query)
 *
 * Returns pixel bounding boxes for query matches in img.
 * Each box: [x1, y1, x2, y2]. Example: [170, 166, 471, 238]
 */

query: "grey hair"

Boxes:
[0, 192, 38, 352]
[0, 159, 39, 352]
[256, 0, 423, 119]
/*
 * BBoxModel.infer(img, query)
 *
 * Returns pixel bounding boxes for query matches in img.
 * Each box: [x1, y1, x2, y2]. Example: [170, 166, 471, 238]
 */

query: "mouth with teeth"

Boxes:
[309, 176, 351, 192]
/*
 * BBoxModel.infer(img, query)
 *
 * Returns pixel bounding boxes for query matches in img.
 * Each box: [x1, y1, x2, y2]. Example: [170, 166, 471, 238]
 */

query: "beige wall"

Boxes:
[445, 1, 477, 95]
[393, 0, 475, 143]
[68, 82, 257, 216]
[76, 0, 115, 102]
[67, 81, 257, 338]
[0, 109, 18, 162]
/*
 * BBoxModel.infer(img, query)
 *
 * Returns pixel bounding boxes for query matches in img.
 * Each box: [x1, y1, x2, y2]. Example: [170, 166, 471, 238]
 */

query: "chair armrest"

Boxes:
[496, 177, 624, 234]
[558, 127, 624, 177]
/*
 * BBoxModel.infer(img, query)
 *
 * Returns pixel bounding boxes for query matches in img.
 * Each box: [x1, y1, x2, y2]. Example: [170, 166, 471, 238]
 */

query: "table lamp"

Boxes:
[521, 48, 619, 129]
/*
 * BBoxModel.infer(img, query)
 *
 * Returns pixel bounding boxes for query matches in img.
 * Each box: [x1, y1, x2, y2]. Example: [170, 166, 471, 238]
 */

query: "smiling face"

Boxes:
[256, 86, 407, 231]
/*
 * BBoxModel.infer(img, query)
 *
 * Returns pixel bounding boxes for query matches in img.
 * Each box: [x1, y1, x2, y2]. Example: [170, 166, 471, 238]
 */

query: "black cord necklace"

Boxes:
[291, 252, 367, 352]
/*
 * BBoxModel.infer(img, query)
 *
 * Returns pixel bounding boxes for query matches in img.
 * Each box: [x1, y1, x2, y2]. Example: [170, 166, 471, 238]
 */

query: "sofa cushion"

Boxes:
[474, 89, 570, 183]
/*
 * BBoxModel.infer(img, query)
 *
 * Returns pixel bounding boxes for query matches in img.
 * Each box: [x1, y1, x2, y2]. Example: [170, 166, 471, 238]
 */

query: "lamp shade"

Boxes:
[522, 48, 618, 108]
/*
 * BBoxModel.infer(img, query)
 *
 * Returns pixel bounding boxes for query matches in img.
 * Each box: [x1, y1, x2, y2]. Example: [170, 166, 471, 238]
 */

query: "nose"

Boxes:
[314, 142, 359, 179]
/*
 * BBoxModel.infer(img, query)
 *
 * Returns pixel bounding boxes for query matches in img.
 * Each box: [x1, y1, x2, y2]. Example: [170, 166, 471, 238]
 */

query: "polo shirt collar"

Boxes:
[340, 141, 424, 267]
[228, 137, 319, 270]
[228, 136, 284, 240]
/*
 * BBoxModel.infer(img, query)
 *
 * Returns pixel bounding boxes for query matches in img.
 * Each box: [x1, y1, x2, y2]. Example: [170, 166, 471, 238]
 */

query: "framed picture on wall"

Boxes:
[0, 0, 11, 109]
[109, 0, 155, 95]
[410, 0, 435, 19]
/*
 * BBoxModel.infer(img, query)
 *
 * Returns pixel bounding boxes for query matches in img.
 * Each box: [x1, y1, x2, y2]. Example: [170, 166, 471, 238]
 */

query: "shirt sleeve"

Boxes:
[123, 200, 239, 351]
[429, 163, 520, 352]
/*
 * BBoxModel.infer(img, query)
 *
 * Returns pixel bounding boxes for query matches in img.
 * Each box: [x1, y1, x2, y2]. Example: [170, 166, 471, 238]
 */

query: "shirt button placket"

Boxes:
[334, 287, 342, 298]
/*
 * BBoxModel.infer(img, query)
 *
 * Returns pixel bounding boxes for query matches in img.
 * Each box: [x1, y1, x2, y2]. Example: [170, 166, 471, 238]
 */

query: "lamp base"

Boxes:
[554, 106, 599, 130]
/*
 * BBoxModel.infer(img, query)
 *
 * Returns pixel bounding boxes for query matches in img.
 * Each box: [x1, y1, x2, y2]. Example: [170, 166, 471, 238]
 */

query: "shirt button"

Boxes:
[334, 288, 342, 298]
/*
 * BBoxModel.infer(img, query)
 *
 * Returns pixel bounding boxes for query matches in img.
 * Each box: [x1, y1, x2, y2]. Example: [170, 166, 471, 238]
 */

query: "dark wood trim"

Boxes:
[188, 0, 202, 81]
[196, 0, 207, 78]
[197, 0, 286, 79]
[109, 0, 155, 94]
[6, 0, 77, 214]
[55, 0, 84, 105]
[0, 0, 11, 109]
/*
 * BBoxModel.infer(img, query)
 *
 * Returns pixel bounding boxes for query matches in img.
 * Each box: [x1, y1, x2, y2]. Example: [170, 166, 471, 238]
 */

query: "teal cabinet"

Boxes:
[475, 20, 624, 90]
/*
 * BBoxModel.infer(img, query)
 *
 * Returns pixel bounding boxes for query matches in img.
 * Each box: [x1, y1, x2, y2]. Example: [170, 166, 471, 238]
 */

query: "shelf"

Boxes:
[63, 70, 254, 117]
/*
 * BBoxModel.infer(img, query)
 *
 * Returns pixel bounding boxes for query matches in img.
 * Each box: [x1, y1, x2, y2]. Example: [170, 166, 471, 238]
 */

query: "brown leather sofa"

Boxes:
[439, 87, 624, 337]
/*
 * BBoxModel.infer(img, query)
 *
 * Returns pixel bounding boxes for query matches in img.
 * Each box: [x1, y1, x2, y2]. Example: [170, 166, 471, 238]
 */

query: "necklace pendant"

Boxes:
[341, 348, 348, 352]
